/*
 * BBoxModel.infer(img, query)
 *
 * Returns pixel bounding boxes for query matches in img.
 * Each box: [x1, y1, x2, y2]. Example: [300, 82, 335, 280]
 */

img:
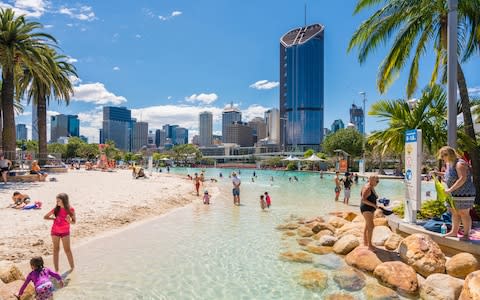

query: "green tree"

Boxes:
[19, 49, 76, 163]
[47, 143, 66, 158]
[322, 128, 364, 157]
[65, 137, 85, 159]
[303, 149, 315, 158]
[172, 144, 202, 163]
[349, 0, 480, 202]
[77, 143, 99, 159]
[0, 8, 56, 158]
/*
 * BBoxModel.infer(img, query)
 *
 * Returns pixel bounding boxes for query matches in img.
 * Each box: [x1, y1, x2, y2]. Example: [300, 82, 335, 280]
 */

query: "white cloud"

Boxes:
[249, 80, 279, 90]
[159, 10, 183, 21]
[113, 66, 120, 71]
[44, 24, 53, 28]
[468, 87, 480, 97]
[66, 56, 78, 64]
[58, 5, 95, 21]
[135, 34, 141, 39]
[72, 82, 127, 105]
[142, 8, 155, 18]
[167, 96, 172, 100]
[0, 0, 48, 18]
[185, 93, 218, 105]
[242, 104, 270, 121]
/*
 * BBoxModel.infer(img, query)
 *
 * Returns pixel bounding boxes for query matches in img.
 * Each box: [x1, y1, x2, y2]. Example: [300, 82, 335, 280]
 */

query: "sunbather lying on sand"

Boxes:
[11, 192, 31, 209]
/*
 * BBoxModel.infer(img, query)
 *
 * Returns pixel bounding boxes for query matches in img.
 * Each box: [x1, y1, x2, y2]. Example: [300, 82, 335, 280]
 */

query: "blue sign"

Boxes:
[405, 130, 417, 143]
[405, 169, 412, 181]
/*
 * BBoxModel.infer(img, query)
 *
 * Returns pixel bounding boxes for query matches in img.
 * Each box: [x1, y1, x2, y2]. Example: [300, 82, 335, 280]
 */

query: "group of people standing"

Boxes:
[334, 171, 359, 205]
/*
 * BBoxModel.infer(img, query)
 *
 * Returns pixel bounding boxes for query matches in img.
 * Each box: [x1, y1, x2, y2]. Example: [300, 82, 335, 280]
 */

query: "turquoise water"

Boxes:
[56, 169, 429, 299]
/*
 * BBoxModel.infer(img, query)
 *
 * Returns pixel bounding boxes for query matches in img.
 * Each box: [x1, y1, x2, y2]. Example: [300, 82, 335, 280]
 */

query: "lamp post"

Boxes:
[359, 92, 367, 173]
[447, 0, 458, 148]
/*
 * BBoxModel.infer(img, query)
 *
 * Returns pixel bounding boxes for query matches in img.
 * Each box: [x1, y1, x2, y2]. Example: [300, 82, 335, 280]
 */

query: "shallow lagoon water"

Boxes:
[57, 169, 430, 299]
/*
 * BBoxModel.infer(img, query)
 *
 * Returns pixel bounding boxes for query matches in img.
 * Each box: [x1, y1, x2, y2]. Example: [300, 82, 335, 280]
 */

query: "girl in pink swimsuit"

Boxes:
[16, 256, 63, 300]
[44, 193, 76, 272]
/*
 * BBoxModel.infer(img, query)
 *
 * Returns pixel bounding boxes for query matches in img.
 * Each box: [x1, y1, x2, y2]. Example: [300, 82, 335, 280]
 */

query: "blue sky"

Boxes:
[6, 0, 480, 143]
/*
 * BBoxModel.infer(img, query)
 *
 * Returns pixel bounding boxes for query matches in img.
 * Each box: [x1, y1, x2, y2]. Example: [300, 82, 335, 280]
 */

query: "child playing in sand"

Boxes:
[16, 256, 63, 300]
[11, 191, 31, 209]
[44, 193, 76, 272]
[264, 192, 271, 208]
[203, 190, 210, 205]
[260, 195, 267, 210]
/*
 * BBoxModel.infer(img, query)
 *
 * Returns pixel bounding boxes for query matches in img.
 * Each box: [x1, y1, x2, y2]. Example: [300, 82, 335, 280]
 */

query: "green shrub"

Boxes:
[392, 202, 404, 218]
[286, 162, 297, 171]
[419, 199, 447, 219]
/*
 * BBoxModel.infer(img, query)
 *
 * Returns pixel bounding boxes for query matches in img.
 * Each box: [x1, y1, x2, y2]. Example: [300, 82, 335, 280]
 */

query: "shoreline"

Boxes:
[0, 169, 214, 269]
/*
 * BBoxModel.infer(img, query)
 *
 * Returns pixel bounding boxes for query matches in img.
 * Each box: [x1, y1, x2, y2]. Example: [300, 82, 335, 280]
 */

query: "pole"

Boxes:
[447, 0, 458, 148]
[360, 92, 367, 173]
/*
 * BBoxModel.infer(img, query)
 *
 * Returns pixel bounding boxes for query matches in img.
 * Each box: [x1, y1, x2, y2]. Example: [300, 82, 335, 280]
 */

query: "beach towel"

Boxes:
[22, 201, 42, 210]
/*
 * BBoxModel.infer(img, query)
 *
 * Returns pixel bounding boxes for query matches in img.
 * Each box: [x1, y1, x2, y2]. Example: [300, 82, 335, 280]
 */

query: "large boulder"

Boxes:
[333, 234, 360, 255]
[282, 231, 296, 237]
[0, 280, 35, 300]
[297, 226, 314, 237]
[314, 253, 347, 270]
[446, 253, 479, 279]
[352, 215, 365, 223]
[372, 226, 392, 246]
[305, 245, 333, 255]
[363, 283, 399, 300]
[420, 273, 464, 300]
[343, 212, 358, 222]
[312, 223, 336, 234]
[345, 247, 382, 272]
[374, 218, 389, 227]
[298, 269, 328, 291]
[318, 235, 338, 246]
[279, 251, 313, 263]
[398, 233, 446, 277]
[384, 233, 403, 251]
[297, 238, 313, 246]
[328, 216, 348, 228]
[312, 229, 334, 240]
[325, 293, 356, 300]
[459, 270, 480, 300]
[373, 261, 419, 294]
[333, 268, 366, 291]
[0, 265, 24, 284]
[336, 222, 364, 236]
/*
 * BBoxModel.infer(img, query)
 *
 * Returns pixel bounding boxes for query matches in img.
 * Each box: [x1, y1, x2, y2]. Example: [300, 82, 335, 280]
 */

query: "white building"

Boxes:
[265, 108, 280, 144]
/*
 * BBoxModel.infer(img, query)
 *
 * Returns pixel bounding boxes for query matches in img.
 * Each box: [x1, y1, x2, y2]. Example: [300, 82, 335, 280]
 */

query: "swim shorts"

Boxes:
[232, 188, 240, 196]
[36, 281, 53, 300]
[51, 232, 70, 238]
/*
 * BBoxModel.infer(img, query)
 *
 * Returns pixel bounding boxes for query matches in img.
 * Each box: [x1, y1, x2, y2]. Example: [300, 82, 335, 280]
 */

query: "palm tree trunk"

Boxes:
[0, 109, 3, 149]
[457, 62, 480, 205]
[378, 154, 385, 175]
[37, 96, 47, 165]
[396, 154, 403, 176]
[1, 71, 16, 160]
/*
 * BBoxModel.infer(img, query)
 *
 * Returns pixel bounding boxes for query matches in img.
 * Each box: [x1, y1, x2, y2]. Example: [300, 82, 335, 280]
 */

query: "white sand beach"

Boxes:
[0, 169, 208, 265]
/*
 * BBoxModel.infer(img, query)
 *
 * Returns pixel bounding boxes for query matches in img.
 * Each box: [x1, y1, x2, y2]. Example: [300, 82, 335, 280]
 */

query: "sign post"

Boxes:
[404, 129, 422, 223]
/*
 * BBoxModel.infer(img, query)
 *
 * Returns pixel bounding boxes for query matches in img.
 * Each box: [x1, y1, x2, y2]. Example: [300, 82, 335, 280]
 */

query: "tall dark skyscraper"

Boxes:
[280, 24, 324, 151]
[50, 114, 80, 142]
[16, 124, 28, 141]
[349, 104, 364, 134]
[222, 103, 241, 143]
[102, 106, 133, 151]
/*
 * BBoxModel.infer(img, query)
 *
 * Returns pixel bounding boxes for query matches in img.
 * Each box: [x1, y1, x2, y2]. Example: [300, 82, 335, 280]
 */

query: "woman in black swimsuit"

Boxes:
[360, 175, 379, 251]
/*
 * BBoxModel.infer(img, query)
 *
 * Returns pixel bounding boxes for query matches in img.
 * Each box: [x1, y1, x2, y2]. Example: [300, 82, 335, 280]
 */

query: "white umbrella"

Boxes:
[282, 155, 300, 161]
[304, 154, 326, 162]
[160, 157, 171, 161]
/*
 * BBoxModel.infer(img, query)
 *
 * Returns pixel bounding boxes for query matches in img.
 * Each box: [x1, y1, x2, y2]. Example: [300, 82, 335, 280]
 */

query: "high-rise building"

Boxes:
[323, 128, 331, 139]
[163, 124, 179, 143]
[155, 129, 166, 147]
[224, 121, 253, 147]
[222, 103, 241, 143]
[31, 103, 38, 141]
[248, 117, 267, 144]
[265, 108, 280, 145]
[132, 121, 148, 152]
[16, 124, 27, 141]
[192, 135, 200, 145]
[199, 111, 213, 146]
[147, 130, 155, 145]
[331, 119, 345, 133]
[102, 106, 133, 151]
[350, 104, 364, 134]
[175, 127, 189, 145]
[280, 24, 325, 151]
[50, 114, 80, 142]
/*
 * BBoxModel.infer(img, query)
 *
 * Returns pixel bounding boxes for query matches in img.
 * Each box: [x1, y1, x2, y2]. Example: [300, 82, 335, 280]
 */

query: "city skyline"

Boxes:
[10, 0, 480, 144]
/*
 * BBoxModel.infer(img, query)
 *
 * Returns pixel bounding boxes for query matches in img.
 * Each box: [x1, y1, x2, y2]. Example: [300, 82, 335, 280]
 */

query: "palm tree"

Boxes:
[0, 8, 56, 159]
[368, 85, 448, 172]
[349, 0, 480, 203]
[19, 49, 76, 163]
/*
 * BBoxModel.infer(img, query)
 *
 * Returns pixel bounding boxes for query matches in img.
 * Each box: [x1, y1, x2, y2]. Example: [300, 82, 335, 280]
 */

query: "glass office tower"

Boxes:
[280, 24, 324, 151]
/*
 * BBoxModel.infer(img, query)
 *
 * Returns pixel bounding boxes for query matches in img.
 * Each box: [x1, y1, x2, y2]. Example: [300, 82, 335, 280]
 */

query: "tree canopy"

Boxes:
[322, 128, 364, 157]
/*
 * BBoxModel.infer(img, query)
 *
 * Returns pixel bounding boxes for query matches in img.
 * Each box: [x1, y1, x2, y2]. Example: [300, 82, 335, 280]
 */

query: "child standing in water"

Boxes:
[264, 192, 271, 208]
[260, 195, 267, 210]
[44, 193, 76, 272]
[16, 256, 63, 300]
[203, 190, 210, 205]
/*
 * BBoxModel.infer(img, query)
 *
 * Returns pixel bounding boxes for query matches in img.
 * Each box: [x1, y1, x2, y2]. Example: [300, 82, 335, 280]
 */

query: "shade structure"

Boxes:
[160, 157, 171, 161]
[282, 155, 300, 161]
[304, 154, 326, 162]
